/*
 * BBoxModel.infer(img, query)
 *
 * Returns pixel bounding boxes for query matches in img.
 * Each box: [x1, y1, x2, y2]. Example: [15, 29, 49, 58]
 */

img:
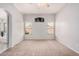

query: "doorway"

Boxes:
[0, 9, 9, 53]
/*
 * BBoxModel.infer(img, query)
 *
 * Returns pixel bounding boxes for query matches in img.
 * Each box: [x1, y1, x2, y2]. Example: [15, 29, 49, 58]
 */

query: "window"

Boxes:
[35, 17, 44, 22]
[48, 22, 54, 34]
[24, 22, 32, 35]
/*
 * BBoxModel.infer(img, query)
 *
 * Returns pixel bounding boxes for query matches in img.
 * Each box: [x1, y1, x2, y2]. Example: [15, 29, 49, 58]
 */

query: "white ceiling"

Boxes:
[14, 3, 66, 14]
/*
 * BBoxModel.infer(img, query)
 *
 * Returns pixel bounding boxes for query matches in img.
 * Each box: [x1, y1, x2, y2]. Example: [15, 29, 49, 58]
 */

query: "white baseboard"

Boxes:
[11, 38, 24, 48]
[56, 38, 79, 54]
[0, 48, 8, 54]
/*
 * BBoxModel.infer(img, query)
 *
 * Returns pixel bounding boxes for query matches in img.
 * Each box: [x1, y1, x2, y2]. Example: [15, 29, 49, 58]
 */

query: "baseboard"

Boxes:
[0, 38, 24, 54]
[11, 38, 25, 48]
[0, 48, 8, 54]
[56, 38, 79, 54]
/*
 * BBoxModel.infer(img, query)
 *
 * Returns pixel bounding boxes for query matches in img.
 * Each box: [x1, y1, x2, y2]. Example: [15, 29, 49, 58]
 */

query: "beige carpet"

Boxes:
[0, 40, 79, 56]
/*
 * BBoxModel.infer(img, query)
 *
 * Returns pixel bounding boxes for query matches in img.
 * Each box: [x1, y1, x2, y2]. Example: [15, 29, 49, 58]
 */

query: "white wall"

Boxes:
[0, 3, 24, 47]
[56, 4, 79, 53]
[23, 14, 54, 39]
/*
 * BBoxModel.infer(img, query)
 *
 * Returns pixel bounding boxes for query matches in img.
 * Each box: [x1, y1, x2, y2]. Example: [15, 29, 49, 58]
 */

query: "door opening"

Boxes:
[0, 9, 9, 53]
